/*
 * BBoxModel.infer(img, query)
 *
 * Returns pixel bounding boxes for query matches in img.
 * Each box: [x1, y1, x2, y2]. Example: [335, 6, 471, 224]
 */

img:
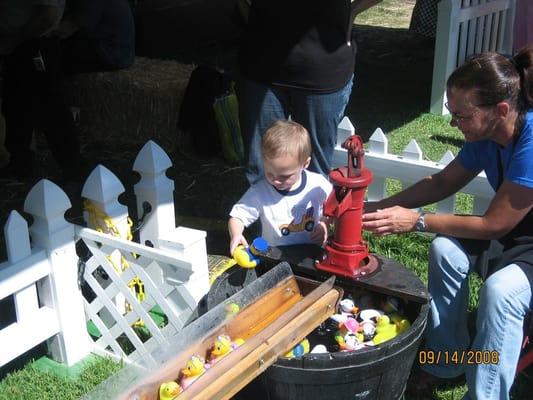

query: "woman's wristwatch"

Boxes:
[415, 212, 428, 232]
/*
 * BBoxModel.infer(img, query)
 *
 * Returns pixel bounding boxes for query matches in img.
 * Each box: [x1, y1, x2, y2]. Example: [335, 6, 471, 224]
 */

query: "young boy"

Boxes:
[228, 120, 333, 255]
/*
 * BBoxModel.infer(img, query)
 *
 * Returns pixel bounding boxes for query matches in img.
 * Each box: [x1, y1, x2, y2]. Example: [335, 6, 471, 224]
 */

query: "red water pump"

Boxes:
[316, 135, 379, 278]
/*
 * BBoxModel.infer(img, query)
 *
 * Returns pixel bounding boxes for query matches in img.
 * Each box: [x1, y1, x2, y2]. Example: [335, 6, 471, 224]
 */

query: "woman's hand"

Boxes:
[362, 206, 420, 236]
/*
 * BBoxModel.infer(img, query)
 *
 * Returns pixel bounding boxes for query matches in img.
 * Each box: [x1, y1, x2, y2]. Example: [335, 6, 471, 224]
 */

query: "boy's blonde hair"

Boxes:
[261, 120, 311, 165]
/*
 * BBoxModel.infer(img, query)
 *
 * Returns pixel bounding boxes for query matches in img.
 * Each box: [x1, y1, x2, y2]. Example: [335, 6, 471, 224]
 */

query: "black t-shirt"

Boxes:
[238, 0, 357, 93]
[70, 0, 135, 68]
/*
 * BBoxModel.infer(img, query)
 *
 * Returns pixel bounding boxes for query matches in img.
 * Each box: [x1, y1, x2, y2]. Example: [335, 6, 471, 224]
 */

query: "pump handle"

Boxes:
[342, 135, 365, 178]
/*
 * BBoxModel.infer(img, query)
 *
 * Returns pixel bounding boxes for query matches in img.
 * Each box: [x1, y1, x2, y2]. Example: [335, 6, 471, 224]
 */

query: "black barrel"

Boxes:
[239, 298, 428, 400]
[207, 254, 429, 400]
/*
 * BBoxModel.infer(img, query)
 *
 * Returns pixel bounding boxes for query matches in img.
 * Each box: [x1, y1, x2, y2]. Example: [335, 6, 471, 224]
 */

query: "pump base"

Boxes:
[315, 246, 379, 278]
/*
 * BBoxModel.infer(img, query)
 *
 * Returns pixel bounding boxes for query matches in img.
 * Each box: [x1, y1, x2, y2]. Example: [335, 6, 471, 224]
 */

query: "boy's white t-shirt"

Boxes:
[230, 170, 333, 247]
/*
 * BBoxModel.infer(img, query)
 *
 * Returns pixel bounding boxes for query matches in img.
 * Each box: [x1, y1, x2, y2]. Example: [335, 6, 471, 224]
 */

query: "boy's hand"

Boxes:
[230, 234, 249, 256]
[310, 221, 328, 247]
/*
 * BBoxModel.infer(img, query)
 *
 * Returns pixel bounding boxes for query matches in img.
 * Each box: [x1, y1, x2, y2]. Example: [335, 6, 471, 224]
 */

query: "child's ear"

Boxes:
[304, 157, 311, 169]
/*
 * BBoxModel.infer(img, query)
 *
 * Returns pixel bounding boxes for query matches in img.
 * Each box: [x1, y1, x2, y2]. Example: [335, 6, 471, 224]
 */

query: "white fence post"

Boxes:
[133, 140, 175, 249]
[431, 0, 516, 115]
[337, 116, 355, 144]
[158, 227, 209, 312]
[5, 212, 37, 328]
[431, 0, 457, 114]
[436, 151, 457, 213]
[82, 166, 131, 316]
[24, 179, 90, 366]
[366, 128, 388, 202]
[82, 165, 130, 239]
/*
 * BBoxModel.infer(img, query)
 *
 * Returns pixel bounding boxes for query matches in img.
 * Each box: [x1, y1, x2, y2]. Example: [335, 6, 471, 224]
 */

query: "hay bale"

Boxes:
[63, 57, 195, 153]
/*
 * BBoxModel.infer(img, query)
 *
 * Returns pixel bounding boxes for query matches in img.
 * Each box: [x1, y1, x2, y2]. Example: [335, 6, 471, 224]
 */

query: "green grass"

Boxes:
[0, 356, 122, 400]
[356, 0, 415, 28]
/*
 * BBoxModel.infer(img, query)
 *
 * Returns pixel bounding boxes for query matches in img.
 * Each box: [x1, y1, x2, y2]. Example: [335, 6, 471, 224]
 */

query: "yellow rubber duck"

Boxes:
[372, 315, 398, 345]
[396, 318, 411, 334]
[211, 335, 233, 358]
[179, 355, 206, 389]
[159, 381, 182, 400]
[207, 335, 245, 366]
[232, 237, 268, 268]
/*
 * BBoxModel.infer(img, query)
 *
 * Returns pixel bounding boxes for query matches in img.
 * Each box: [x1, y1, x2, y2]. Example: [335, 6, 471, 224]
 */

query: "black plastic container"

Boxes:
[239, 297, 428, 400]
[207, 250, 430, 400]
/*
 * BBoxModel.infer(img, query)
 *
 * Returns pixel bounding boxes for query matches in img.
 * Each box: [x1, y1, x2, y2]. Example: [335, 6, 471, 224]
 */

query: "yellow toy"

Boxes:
[159, 381, 182, 400]
[232, 237, 268, 268]
[372, 315, 399, 345]
[284, 338, 310, 358]
[207, 335, 245, 366]
[396, 318, 411, 334]
[225, 302, 240, 316]
[179, 355, 206, 389]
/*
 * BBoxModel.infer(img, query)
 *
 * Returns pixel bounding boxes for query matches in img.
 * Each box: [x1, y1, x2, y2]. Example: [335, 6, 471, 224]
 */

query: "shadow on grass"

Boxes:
[430, 134, 465, 148]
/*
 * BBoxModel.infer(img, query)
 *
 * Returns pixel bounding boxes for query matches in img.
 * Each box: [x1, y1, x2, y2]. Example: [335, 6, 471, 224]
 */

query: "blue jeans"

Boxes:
[236, 76, 354, 184]
[423, 236, 533, 400]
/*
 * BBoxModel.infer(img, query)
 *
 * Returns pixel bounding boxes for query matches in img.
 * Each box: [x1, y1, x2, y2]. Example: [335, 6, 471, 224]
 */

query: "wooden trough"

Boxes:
[88, 262, 342, 400]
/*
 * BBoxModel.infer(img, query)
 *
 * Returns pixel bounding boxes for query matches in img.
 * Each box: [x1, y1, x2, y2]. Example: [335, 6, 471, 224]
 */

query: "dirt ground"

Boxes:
[0, 24, 435, 260]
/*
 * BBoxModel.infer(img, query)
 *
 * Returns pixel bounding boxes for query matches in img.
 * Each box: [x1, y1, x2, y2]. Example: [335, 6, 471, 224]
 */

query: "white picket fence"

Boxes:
[0, 141, 209, 369]
[0, 118, 494, 372]
[431, 0, 516, 115]
[333, 117, 494, 214]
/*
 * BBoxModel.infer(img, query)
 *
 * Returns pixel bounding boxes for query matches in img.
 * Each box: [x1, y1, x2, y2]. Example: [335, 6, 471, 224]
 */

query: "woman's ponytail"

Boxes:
[513, 45, 533, 108]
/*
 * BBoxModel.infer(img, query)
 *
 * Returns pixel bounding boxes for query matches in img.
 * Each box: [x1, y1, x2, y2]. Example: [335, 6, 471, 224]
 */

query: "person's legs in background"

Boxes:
[1, 37, 83, 182]
[1, 42, 39, 179]
[464, 263, 533, 400]
[290, 75, 353, 177]
[236, 77, 289, 185]
[35, 37, 83, 181]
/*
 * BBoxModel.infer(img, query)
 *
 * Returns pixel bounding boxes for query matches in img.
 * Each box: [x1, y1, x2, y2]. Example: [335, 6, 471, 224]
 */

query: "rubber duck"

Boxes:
[232, 237, 268, 268]
[381, 296, 402, 314]
[387, 312, 403, 324]
[396, 318, 411, 334]
[225, 302, 240, 317]
[372, 315, 398, 345]
[330, 298, 359, 325]
[159, 381, 182, 400]
[284, 338, 310, 358]
[359, 308, 383, 322]
[310, 344, 328, 354]
[207, 335, 245, 365]
[337, 332, 364, 351]
[179, 355, 206, 389]
[356, 320, 376, 343]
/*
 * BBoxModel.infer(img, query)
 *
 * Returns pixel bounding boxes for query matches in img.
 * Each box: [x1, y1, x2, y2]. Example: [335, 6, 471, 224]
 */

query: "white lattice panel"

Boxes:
[78, 227, 197, 365]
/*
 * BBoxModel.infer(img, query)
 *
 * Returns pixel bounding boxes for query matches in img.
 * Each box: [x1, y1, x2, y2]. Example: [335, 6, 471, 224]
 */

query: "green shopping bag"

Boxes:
[213, 86, 245, 165]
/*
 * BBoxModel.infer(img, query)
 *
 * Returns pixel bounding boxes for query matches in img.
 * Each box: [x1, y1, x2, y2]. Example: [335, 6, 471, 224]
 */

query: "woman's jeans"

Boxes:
[236, 76, 353, 184]
[424, 236, 533, 400]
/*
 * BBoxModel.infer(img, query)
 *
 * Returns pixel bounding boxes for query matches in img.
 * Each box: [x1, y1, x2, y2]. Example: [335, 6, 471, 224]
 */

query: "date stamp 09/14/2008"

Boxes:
[418, 350, 500, 365]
